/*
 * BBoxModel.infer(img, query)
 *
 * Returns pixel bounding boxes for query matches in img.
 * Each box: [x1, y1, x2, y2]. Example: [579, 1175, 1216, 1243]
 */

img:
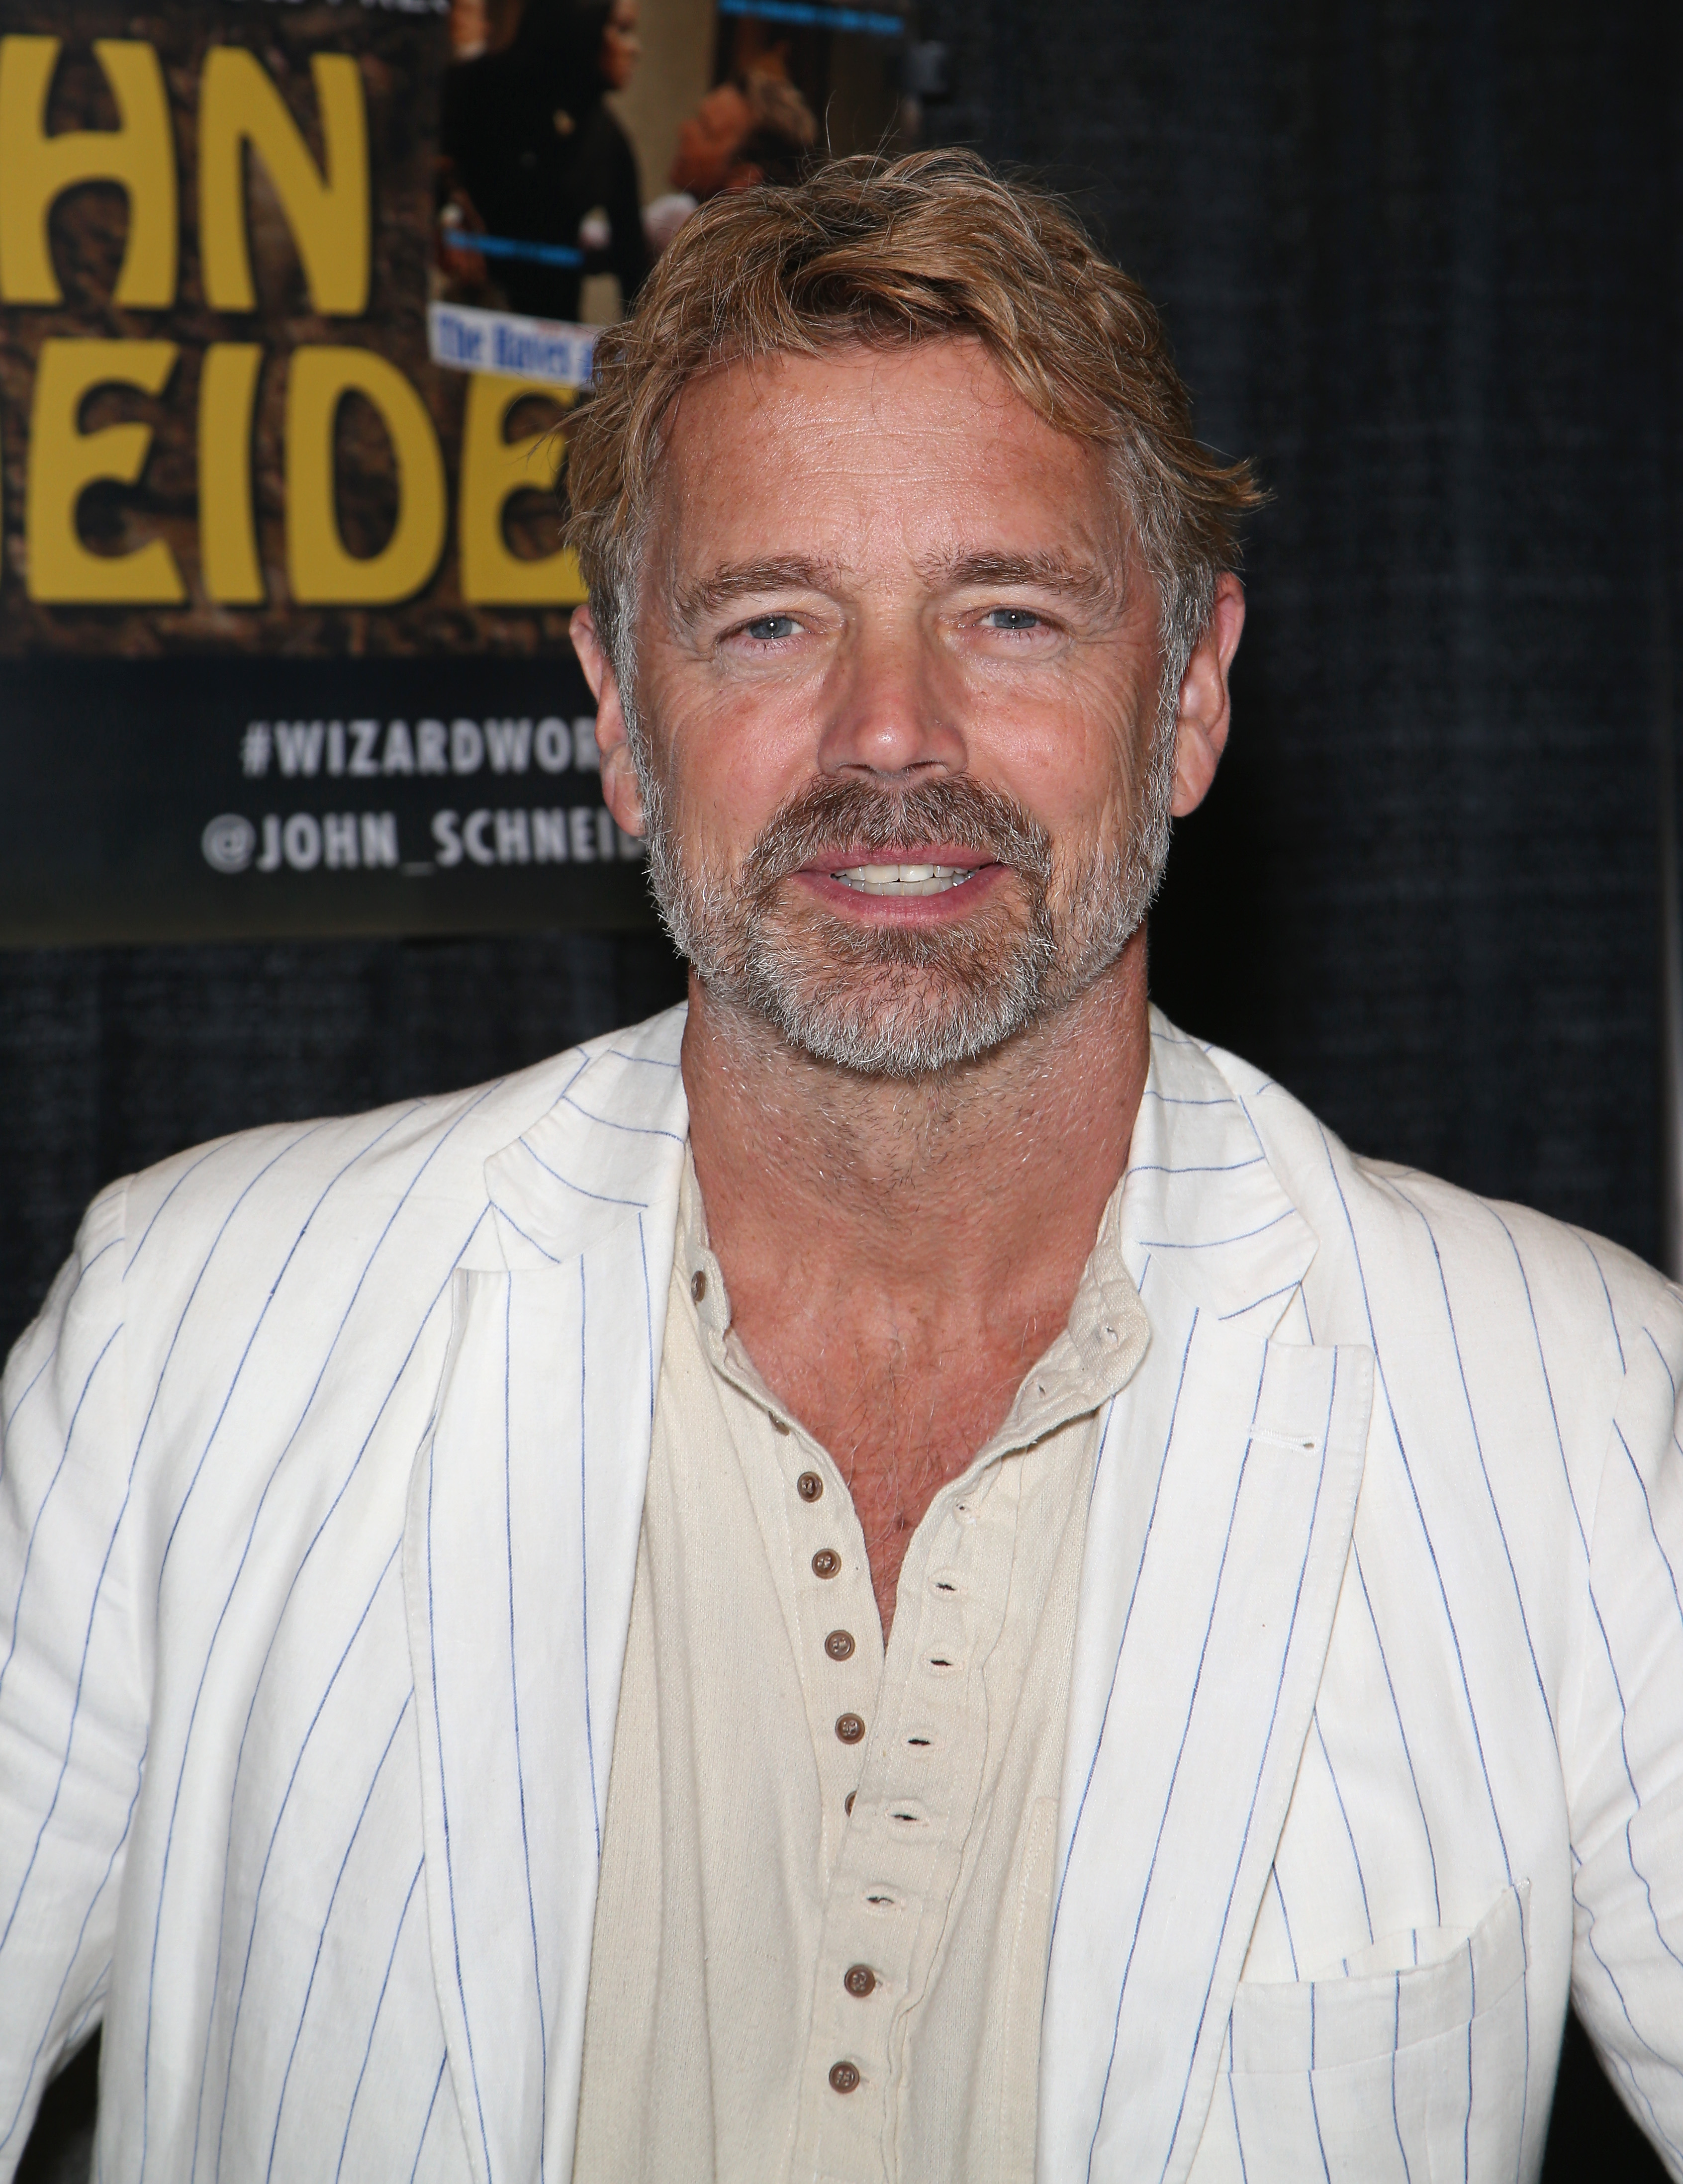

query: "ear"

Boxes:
[1169, 572, 1246, 818]
[569, 604, 647, 837]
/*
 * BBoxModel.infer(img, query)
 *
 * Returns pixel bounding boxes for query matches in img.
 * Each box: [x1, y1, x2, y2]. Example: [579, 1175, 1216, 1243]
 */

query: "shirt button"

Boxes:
[812, 1549, 841, 1579]
[844, 1963, 876, 1998]
[829, 2061, 861, 2095]
[825, 1629, 855, 1660]
[844, 1790, 856, 1815]
[836, 1712, 866, 1744]
[690, 1270, 707, 1303]
[772, 1415, 792, 1435]
[797, 1471, 824, 1502]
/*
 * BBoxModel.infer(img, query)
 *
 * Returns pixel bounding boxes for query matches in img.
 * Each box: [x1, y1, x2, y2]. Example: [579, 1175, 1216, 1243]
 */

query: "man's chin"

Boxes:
[727, 956, 1044, 1080]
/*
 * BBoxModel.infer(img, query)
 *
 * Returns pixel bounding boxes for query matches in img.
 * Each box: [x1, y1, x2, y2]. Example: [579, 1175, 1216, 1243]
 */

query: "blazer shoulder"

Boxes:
[1195, 1034, 1676, 1369]
[115, 1003, 688, 1295]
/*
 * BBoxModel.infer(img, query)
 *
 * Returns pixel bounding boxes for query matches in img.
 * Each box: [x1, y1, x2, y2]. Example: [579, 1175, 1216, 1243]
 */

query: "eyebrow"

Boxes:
[923, 548, 1121, 611]
[671, 546, 1121, 628]
[670, 557, 845, 628]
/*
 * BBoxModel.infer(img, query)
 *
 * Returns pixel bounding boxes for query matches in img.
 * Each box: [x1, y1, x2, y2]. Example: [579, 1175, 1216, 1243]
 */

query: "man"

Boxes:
[644, 68, 818, 252]
[3, 151, 1683, 2184]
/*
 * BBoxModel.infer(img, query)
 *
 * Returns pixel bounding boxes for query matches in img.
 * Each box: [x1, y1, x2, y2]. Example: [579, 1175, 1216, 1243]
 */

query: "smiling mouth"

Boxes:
[828, 862, 988, 897]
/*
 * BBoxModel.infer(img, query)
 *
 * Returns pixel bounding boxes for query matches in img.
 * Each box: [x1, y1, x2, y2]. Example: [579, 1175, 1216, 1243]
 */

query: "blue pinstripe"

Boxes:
[1391, 1970, 1413, 2184]
[502, 1283, 549, 2170]
[0, 1234, 122, 1445]
[333, 1855, 426, 2184]
[1316, 1132, 1517, 1881]
[1156, 1366, 1342, 2179]
[155, 1108, 421, 1586]
[1389, 1184, 1557, 1738]
[160, 1095, 503, 2179]
[1312, 1709, 1375, 1942]
[514, 1135, 649, 1211]
[151, 1125, 431, 2167]
[578, 1259, 600, 1855]
[209, 1549, 405, 2181]
[263, 1692, 414, 2180]
[124, 1137, 253, 1278]
[1485, 1207, 1591, 1551]
[1135, 1206, 1298, 1252]
[1049, 1306, 1197, 1947]
[1351, 1542, 1443, 1921]
[0, 1326, 120, 1715]
[408, 2053, 450, 2184]
[1228, 2070, 1251, 2184]
[1617, 1408, 1683, 1629]
[1577, 1577, 1683, 1982]
[559, 1091, 685, 1144]
[424, 1421, 494, 2182]
[1273, 1866, 1301, 1977]
[1307, 1981, 1332, 2181]
[0, 1737, 143, 2161]
[183, 1205, 489, 2180]
[1083, 1351, 1270, 2177]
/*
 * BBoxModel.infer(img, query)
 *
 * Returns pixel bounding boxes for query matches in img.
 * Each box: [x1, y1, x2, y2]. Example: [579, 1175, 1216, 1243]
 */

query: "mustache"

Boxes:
[740, 776, 1053, 904]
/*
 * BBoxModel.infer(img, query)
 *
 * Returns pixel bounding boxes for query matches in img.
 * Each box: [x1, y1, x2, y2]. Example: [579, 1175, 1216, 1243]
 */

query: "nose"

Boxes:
[815, 615, 968, 783]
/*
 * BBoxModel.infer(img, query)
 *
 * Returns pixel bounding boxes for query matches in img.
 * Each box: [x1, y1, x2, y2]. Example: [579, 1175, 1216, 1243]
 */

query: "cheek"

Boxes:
[988, 711, 1142, 839]
[654, 712, 806, 859]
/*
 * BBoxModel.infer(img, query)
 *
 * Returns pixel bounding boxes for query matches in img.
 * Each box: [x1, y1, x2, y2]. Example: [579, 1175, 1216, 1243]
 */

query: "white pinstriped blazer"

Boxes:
[4, 1003, 1683, 2184]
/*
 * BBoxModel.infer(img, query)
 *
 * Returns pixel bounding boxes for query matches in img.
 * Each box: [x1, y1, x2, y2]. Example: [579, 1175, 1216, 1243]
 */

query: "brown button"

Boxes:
[835, 1712, 866, 1744]
[829, 2060, 861, 2095]
[772, 1415, 792, 1435]
[690, 1270, 706, 1303]
[825, 1629, 854, 1661]
[844, 1963, 876, 1998]
[844, 1790, 856, 1815]
[812, 1548, 841, 1579]
[797, 1471, 824, 1502]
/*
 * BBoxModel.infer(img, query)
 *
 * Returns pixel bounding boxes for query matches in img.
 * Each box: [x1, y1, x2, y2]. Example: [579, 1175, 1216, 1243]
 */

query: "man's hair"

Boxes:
[739, 67, 818, 152]
[564, 149, 1262, 697]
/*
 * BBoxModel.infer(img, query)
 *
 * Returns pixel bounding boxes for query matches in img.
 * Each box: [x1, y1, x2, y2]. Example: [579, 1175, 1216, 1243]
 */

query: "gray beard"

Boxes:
[633, 692, 1176, 1081]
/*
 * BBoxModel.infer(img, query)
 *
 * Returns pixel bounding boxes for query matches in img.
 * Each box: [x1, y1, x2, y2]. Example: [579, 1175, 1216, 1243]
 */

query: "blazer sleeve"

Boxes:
[0, 1183, 149, 2180]
[1564, 1282, 1683, 2178]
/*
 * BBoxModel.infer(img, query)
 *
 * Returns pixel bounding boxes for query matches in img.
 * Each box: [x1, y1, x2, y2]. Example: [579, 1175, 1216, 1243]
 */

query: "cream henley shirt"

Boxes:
[569, 1152, 1150, 2184]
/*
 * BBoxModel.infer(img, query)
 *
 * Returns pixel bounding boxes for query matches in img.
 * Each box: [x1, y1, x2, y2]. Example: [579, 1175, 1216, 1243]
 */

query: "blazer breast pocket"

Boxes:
[1197, 1882, 1530, 2184]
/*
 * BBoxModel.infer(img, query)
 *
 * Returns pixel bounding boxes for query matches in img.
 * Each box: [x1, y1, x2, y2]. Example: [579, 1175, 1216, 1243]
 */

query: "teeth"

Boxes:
[832, 863, 977, 897]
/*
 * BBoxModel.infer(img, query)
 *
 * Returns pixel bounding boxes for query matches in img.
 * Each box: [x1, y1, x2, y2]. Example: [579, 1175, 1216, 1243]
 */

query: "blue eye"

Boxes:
[744, 614, 799, 641]
[983, 608, 1041, 631]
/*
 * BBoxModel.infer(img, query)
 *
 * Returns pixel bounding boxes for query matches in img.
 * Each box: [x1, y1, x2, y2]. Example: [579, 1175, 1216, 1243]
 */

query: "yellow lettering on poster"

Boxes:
[26, 338, 185, 601]
[285, 346, 445, 604]
[200, 49, 369, 316]
[199, 343, 265, 603]
[0, 37, 177, 306]
[459, 375, 586, 605]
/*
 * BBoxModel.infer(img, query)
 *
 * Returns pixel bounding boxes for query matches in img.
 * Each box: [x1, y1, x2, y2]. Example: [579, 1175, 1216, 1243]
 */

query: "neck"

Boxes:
[682, 929, 1152, 1344]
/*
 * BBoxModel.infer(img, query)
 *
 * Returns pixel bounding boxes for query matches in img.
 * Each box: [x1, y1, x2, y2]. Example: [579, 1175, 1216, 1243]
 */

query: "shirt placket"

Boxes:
[790, 1465, 1018, 2184]
[767, 1408, 886, 1876]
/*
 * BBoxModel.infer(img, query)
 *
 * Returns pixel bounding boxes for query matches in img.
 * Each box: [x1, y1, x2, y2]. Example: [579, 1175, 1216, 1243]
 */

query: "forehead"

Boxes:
[698, 83, 749, 129]
[653, 340, 1120, 575]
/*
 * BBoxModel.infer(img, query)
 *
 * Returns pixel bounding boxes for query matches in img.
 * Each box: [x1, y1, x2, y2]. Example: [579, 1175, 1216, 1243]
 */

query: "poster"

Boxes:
[0, 0, 648, 945]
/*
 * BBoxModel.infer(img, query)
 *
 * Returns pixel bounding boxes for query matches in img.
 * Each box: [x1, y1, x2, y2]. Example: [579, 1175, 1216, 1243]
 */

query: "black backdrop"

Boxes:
[918, 0, 1672, 1278]
[8, 0, 1679, 2174]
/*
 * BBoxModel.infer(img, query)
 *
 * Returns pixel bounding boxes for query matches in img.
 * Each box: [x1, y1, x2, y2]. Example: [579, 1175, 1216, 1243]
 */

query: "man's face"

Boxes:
[602, 341, 1194, 1076]
[670, 84, 752, 197]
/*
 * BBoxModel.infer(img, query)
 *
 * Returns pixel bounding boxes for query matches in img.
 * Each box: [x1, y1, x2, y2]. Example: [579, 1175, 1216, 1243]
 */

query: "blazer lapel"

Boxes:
[1040, 1016, 1374, 2183]
[403, 1010, 687, 2184]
